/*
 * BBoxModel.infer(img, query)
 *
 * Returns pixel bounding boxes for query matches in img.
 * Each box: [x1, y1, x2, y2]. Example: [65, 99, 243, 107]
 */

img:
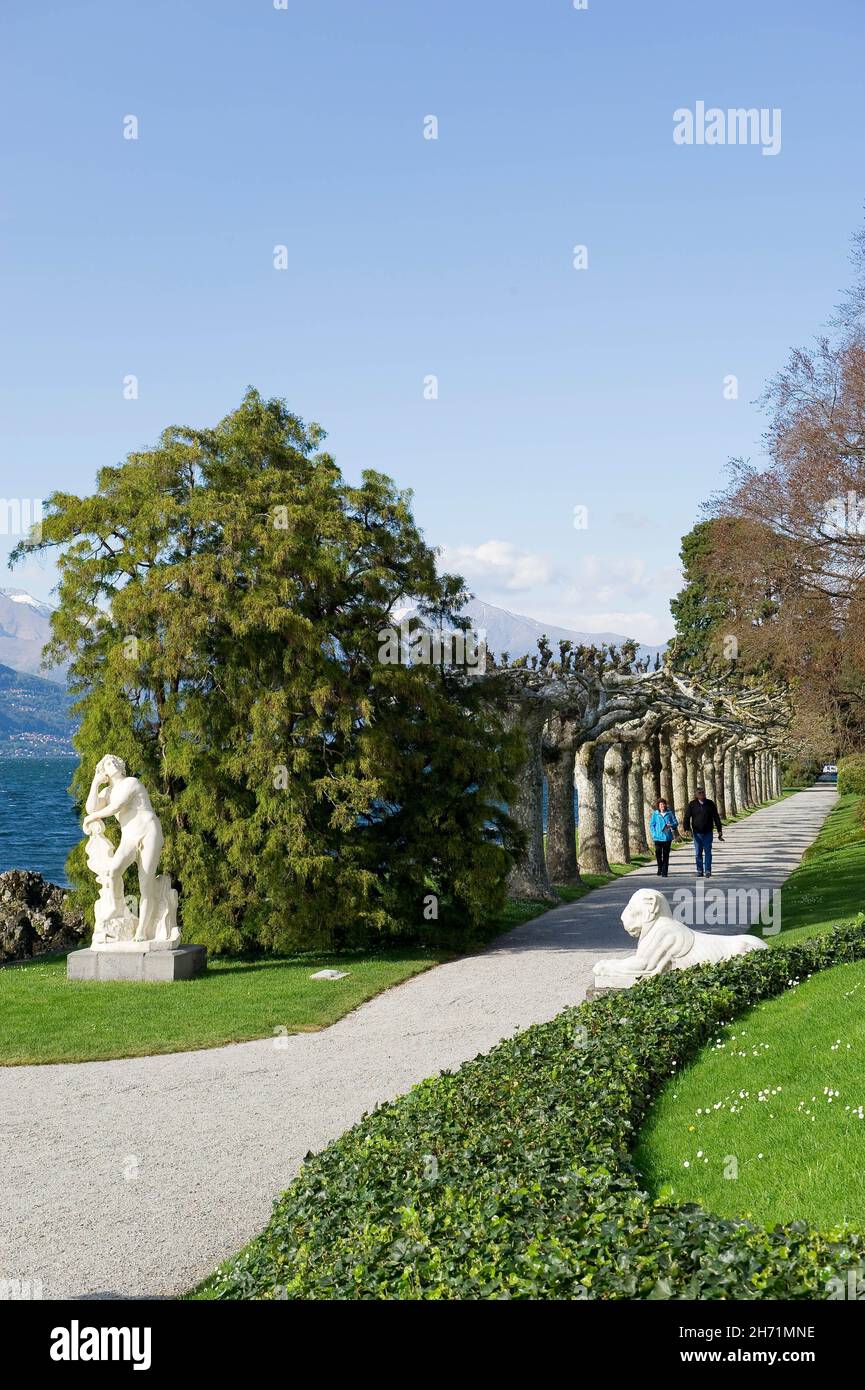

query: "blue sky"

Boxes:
[2, 0, 863, 643]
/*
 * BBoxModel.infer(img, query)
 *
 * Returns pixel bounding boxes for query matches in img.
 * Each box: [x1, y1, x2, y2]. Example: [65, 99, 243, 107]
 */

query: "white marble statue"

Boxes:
[593, 886, 766, 990]
[81, 755, 180, 951]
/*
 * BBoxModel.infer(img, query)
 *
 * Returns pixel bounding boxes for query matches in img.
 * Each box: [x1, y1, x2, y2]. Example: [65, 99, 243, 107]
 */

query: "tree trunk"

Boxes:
[734, 751, 749, 811]
[575, 739, 611, 875]
[646, 737, 662, 807]
[701, 741, 716, 802]
[603, 742, 630, 863]
[659, 733, 673, 806]
[713, 741, 726, 819]
[687, 747, 700, 801]
[543, 719, 580, 885]
[724, 743, 737, 817]
[670, 730, 689, 829]
[629, 744, 652, 854]
[505, 707, 557, 900]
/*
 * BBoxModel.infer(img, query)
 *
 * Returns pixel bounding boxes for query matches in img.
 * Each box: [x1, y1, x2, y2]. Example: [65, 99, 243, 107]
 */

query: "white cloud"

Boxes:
[568, 556, 682, 607]
[439, 540, 560, 592]
[439, 536, 684, 644]
[438, 540, 681, 645]
[551, 607, 673, 645]
[551, 558, 681, 641]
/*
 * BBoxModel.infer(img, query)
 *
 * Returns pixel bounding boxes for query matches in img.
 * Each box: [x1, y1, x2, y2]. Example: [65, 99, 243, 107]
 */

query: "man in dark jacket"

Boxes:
[683, 786, 723, 877]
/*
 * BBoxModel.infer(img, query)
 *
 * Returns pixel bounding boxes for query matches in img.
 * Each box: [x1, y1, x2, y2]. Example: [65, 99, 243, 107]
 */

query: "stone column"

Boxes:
[603, 742, 630, 864]
[543, 715, 580, 885]
[505, 706, 557, 900]
[575, 739, 611, 875]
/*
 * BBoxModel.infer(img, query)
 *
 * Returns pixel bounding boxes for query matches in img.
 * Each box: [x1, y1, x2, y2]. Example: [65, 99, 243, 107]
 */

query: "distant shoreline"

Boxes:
[0, 750, 76, 760]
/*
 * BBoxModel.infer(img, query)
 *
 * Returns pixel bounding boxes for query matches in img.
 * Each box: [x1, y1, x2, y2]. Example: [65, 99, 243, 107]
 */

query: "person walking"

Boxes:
[649, 797, 678, 877]
[683, 785, 723, 877]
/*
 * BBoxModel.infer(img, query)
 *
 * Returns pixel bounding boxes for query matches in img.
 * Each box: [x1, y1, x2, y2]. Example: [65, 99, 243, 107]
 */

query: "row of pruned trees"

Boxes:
[477, 642, 790, 901]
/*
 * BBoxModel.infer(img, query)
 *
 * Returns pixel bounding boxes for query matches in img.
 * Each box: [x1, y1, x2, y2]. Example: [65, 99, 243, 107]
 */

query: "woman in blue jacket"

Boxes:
[649, 797, 678, 877]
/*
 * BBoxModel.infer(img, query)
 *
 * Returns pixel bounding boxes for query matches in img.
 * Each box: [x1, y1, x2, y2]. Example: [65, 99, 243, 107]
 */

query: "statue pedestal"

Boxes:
[67, 944, 207, 983]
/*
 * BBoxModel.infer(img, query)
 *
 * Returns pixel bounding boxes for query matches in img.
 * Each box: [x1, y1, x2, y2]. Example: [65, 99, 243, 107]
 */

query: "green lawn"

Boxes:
[635, 792, 865, 1231]
[766, 791, 865, 945]
[0, 949, 447, 1066]
[0, 855, 646, 1067]
[634, 958, 865, 1231]
[0, 791, 789, 1067]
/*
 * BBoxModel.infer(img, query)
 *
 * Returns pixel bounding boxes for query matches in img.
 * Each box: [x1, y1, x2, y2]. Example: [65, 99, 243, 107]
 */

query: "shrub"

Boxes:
[838, 754, 865, 797]
[194, 924, 865, 1300]
[781, 754, 821, 787]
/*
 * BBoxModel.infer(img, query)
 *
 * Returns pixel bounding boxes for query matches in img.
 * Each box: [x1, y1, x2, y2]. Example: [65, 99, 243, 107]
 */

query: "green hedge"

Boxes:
[194, 926, 865, 1300]
[838, 755, 865, 797]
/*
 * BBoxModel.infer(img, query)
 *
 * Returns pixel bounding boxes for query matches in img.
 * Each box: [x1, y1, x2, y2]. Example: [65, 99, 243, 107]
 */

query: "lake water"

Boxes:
[0, 758, 80, 885]
[0, 761, 578, 888]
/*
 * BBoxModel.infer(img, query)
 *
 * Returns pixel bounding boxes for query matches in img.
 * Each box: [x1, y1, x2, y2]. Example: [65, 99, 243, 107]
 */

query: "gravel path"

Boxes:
[0, 784, 836, 1298]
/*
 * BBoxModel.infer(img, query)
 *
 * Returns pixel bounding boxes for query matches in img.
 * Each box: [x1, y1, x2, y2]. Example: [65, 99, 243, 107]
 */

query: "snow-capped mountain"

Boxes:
[0, 587, 669, 694]
[395, 598, 667, 668]
[0, 588, 65, 683]
[1, 588, 55, 619]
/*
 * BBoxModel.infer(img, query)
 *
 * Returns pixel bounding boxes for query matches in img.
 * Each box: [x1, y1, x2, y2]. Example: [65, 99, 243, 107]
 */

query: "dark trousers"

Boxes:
[654, 839, 671, 876]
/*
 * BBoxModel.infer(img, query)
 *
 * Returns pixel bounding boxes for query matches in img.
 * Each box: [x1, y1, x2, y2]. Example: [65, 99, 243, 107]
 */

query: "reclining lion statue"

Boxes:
[592, 887, 766, 991]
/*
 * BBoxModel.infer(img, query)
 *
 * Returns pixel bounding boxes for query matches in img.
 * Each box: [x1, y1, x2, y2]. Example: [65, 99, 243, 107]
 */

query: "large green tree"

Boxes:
[668, 520, 739, 668]
[15, 391, 520, 951]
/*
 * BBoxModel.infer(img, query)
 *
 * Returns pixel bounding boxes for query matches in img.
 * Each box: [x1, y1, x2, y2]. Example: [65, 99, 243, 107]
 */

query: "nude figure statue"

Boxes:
[82, 755, 178, 947]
